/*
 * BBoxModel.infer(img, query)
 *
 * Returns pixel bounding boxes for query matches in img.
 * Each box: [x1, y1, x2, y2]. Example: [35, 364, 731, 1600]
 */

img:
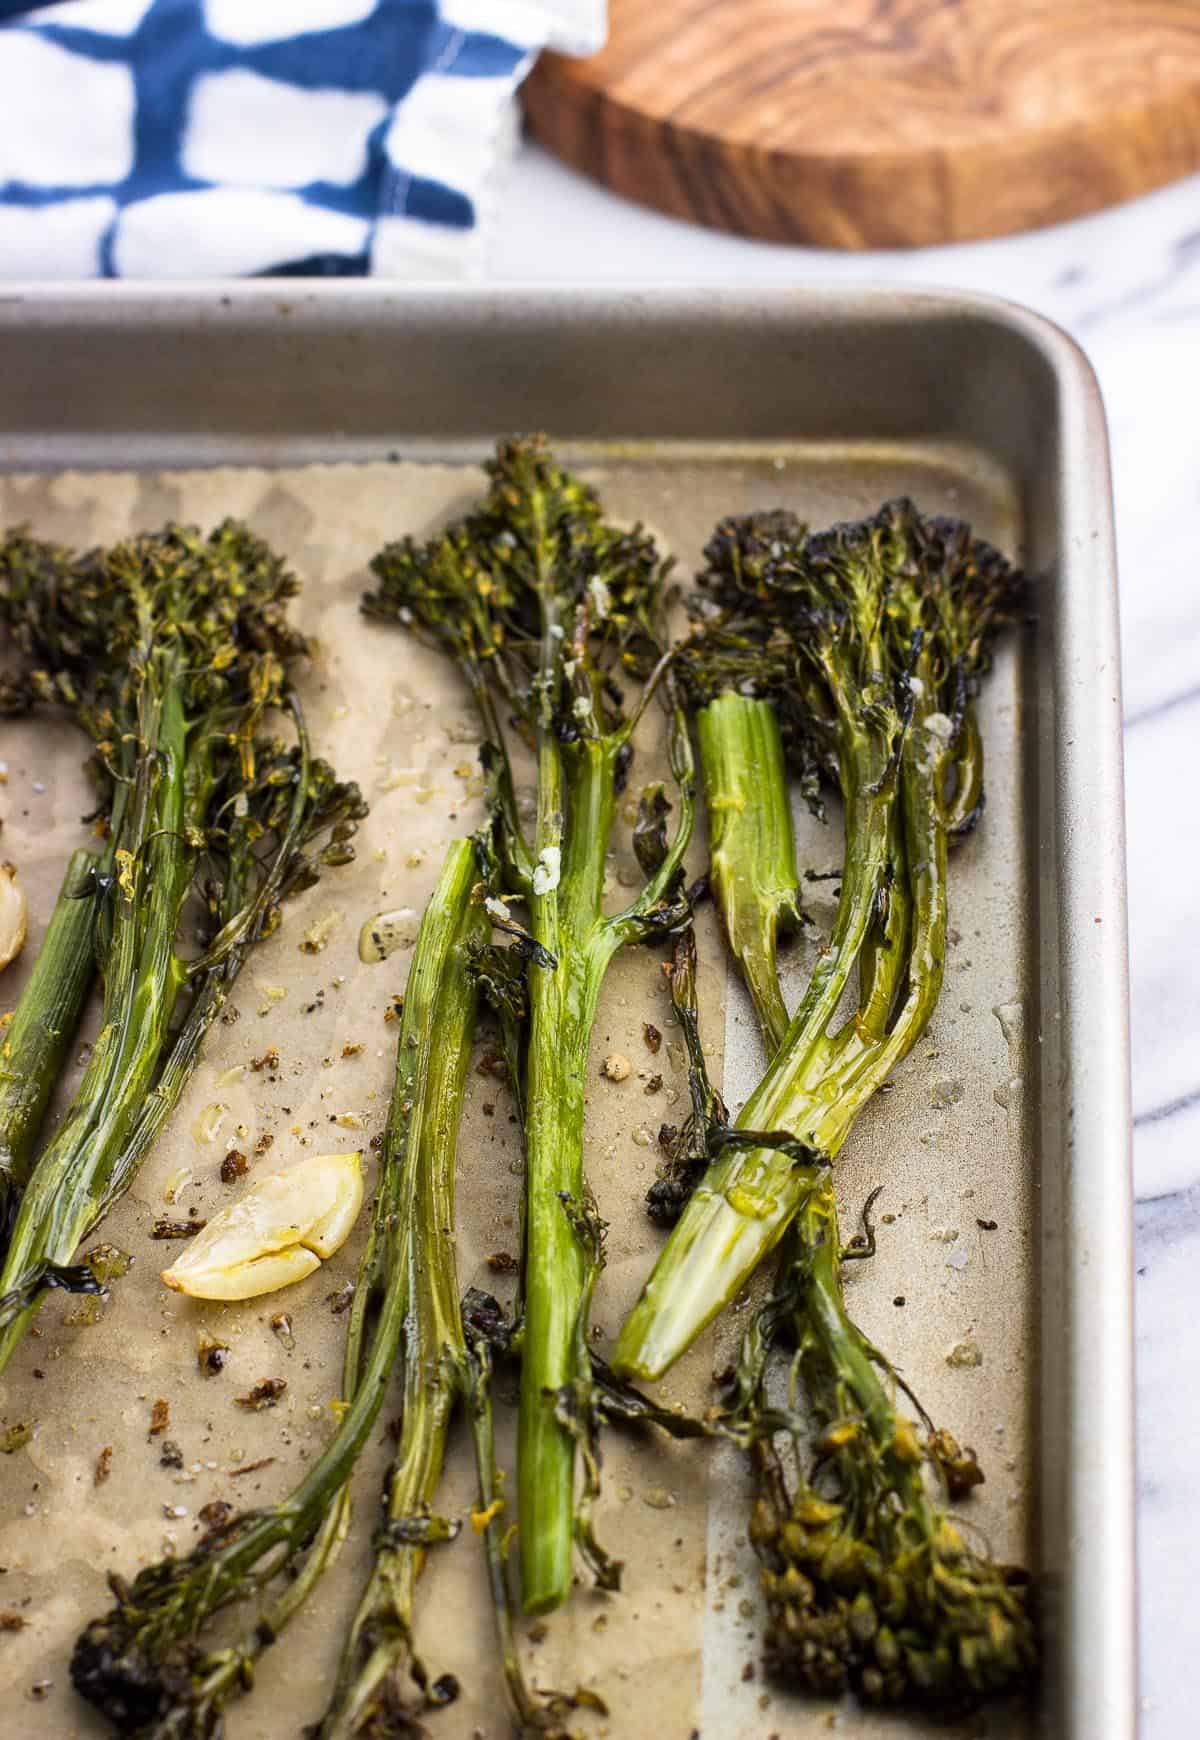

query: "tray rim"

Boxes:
[0, 282, 1134, 1740]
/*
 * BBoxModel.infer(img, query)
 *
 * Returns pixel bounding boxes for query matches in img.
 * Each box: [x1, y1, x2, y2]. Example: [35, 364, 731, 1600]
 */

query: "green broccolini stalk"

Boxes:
[0, 848, 98, 1242]
[680, 510, 821, 1056]
[695, 693, 805, 1054]
[616, 500, 1020, 1381]
[364, 436, 695, 1615]
[0, 523, 365, 1365]
[314, 834, 491, 1739]
[71, 836, 485, 1740]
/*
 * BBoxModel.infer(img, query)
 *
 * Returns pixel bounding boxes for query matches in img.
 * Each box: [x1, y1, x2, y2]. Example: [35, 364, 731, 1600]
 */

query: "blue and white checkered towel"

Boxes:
[0, 0, 602, 277]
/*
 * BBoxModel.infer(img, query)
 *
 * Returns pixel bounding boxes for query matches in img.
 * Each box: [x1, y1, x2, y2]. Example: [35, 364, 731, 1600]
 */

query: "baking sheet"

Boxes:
[0, 448, 1031, 1739]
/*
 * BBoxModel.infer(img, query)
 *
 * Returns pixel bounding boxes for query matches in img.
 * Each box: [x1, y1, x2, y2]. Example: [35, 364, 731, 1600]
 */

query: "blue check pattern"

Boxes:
[0, 0, 594, 276]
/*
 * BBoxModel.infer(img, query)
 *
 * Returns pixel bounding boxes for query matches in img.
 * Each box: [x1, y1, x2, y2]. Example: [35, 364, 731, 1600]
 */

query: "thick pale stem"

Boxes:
[697, 694, 800, 1055]
[519, 957, 604, 1613]
[519, 737, 616, 1615]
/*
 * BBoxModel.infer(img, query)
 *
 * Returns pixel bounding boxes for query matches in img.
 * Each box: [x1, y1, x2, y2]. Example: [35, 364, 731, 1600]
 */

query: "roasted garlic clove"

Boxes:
[0, 863, 28, 972]
[162, 1150, 364, 1300]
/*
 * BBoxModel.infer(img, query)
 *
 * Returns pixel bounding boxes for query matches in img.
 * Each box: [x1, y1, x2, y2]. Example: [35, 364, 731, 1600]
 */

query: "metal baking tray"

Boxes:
[0, 286, 1133, 1740]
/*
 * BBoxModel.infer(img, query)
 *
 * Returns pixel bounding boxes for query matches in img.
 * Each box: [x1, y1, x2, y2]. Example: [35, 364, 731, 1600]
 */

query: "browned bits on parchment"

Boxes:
[220, 1149, 248, 1184]
[152, 1218, 205, 1240]
[94, 1444, 113, 1486]
[228, 1456, 275, 1479]
[197, 1338, 230, 1376]
[198, 1499, 233, 1531]
[234, 1378, 286, 1410]
[148, 1398, 170, 1436]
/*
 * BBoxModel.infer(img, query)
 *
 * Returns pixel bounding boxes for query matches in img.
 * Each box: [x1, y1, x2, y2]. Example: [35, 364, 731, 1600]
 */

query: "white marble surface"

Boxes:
[489, 146, 1200, 1738]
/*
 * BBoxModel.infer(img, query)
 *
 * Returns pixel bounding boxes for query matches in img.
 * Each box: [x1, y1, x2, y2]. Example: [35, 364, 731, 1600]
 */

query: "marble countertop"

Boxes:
[490, 146, 1200, 1738]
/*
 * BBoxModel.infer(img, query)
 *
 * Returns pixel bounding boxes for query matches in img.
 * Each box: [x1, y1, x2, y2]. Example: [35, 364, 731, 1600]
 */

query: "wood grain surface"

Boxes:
[523, 0, 1200, 248]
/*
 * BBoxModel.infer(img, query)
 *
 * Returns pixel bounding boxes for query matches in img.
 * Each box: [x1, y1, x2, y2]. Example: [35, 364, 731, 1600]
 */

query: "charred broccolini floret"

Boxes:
[617, 499, 1021, 1380]
[364, 436, 695, 1615]
[0, 522, 365, 1366]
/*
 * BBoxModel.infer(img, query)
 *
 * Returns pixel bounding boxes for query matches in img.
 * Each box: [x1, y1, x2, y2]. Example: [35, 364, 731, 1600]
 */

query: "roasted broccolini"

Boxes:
[364, 436, 694, 1614]
[72, 837, 484, 1740]
[617, 499, 1021, 1379]
[0, 522, 365, 1366]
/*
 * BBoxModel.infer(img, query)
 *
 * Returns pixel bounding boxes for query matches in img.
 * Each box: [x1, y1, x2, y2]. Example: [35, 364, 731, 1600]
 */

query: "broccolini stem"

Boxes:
[84, 695, 317, 1230]
[0, 848, 98, 1238]
[806, 694, 950, 1150]
[797, 1191, 920, 1471]
[519, 737, 617, 1615]
[854, 800, 911, 1044]
[0, 695, 361, 1346]
[943, 704, 985, 837]
[779, 715, 897, 1082]
[318, 1380, 460, 1739]
[0, 681, 198, 1367]
[467, 1318, 547, 1735]
[695, 694, 801, 1055]
[316, 839, 485, 1737]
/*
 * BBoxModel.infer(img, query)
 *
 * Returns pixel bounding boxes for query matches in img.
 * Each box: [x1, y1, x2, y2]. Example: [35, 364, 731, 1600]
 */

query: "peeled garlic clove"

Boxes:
[170, 1245, 322, 1302]
[304, 1174, 367, 1258]
[162, 1151, 364, 1300]
[0, 863, 27, 971]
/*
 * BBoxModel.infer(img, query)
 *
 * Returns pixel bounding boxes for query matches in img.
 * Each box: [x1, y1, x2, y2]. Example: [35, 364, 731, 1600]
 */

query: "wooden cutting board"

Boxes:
[523, 0, 1200, 248]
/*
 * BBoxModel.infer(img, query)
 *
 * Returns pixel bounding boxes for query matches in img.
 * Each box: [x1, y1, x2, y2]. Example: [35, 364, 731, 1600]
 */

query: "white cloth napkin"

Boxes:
[0, 0, 604, 277]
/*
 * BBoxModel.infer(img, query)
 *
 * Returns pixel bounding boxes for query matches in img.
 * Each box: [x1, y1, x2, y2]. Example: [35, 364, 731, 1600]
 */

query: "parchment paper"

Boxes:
[0, 452, 1032, 1740]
